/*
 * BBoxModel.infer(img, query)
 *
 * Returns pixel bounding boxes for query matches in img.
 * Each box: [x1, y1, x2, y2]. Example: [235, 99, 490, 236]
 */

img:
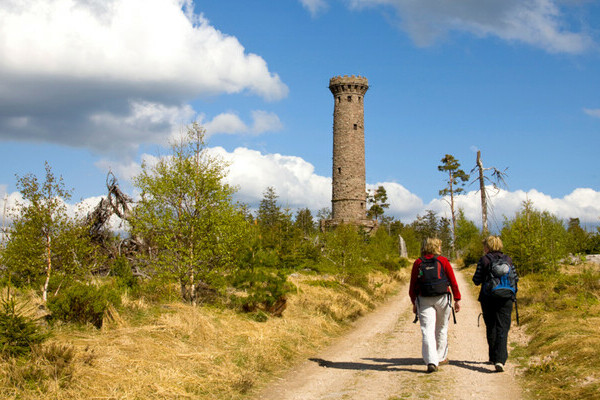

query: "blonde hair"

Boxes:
[483, 235, 503, 252]
[421, 238, 442, 255]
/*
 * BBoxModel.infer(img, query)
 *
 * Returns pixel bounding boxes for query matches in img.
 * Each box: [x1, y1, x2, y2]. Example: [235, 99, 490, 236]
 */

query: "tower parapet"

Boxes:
[324, 75, 376, 232]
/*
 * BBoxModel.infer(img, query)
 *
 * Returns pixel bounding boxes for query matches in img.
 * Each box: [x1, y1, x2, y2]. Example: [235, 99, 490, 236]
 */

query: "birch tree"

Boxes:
[2, 163, 91, 301]
[129, 123, 248, 303]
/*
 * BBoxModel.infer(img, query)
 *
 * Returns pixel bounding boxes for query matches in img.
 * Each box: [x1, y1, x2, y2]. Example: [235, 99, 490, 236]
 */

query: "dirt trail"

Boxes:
[254, 269, 524, 400]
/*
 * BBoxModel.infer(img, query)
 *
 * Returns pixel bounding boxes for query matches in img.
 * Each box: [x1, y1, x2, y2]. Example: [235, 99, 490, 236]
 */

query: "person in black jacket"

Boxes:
[472, 235, 518, 372]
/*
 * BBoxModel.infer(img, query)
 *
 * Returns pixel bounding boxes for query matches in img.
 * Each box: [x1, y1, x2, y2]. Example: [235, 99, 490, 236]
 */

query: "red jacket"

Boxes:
[409, 254, 461, 305]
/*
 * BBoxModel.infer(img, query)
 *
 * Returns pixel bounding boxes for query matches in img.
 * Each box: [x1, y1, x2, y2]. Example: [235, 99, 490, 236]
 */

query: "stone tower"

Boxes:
[325, 75, 376, 231]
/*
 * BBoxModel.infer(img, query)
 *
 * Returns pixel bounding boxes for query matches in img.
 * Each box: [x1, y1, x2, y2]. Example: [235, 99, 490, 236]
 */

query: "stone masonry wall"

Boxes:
[329, 75, 369, 223]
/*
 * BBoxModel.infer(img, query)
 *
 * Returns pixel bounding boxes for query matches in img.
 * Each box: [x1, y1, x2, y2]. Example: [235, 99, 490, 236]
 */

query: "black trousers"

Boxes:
[480, 297, 513, 364]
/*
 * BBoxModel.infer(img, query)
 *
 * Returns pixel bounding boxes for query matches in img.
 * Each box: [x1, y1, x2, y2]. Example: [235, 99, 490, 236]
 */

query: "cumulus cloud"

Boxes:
[299, 0, 329, 16]
[428, 186, 600, 230]
[0, 0, 288, 155]
[347, 0, 592, 53]
[584, 108, 600, 118]
[3, 145, 600, 233]
[367, 182, 424, 221]
[202, 110, 283, 137]
[93, 147, 600, 228]
[209, 147, 331, 211]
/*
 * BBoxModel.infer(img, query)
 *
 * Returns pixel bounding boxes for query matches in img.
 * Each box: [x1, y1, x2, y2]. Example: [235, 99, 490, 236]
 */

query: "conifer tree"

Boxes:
[438, 154, 469, 258]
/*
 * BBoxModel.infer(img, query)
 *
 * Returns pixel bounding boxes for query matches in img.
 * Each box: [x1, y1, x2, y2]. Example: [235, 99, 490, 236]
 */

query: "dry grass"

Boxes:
[509, 262, 600, 399]
[460, 261, 600, 399]
[0, 269, 407, 399]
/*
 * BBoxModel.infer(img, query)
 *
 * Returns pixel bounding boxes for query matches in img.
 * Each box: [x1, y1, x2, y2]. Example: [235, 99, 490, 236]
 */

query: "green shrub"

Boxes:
[47, 282, 121, 328]
[0, 294, 48, 357]
[231, 267, 291, 316]
[110, 256, 137, 289]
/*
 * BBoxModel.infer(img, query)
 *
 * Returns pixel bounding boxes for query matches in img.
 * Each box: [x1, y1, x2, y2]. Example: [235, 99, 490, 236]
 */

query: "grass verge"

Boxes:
[0, 269, 408, 399]
[461, 261, 600, 400]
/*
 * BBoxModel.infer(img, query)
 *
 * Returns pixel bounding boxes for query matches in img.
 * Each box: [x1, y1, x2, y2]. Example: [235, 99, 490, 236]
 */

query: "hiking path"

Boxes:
[254, 268, 524, 400]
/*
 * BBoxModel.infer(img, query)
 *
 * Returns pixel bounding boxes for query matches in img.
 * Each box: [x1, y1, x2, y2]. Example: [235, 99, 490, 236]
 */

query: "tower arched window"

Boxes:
[347, 95, 352, 102]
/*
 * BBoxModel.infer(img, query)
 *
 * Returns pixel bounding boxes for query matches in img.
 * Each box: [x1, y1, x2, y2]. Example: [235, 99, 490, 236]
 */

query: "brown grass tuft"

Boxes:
[0, 270, 406, 399]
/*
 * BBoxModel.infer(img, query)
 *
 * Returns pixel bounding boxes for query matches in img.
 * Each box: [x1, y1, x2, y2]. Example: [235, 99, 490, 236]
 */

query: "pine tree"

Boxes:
[438, 154, 469, 258]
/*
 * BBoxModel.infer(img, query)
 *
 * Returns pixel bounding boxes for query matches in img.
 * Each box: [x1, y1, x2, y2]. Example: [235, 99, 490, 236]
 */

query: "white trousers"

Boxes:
[417, 294, 451, 366]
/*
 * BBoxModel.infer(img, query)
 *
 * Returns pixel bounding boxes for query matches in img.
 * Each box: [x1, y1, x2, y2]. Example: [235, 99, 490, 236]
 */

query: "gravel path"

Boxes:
[254, 269, 524, 400]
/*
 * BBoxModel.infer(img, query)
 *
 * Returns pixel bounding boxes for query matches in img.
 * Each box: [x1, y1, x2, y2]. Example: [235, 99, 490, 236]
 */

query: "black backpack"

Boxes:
[483, 254, 518, 299]
[417, 256, 449, 297]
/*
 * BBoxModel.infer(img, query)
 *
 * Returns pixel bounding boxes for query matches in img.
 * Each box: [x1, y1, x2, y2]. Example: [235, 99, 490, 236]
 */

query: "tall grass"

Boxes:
[0, 269, 407, 399]
[511, 263, 600, 399]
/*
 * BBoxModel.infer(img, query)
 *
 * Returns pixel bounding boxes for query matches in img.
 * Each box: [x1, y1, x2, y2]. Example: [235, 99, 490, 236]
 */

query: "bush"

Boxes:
[110, 256, 137, 289]
[47, 282, 121, 328]
[501, 200, 568, 275]
[231, 267, 291, 317]
[0, 293, 48, 357]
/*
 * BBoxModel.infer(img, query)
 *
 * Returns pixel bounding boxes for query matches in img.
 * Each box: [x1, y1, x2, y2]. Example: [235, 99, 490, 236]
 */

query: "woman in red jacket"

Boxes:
[409, 238, 461, 373]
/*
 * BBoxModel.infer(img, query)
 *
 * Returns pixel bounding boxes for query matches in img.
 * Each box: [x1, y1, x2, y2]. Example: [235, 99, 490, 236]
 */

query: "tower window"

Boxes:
[337, 96, 340, 103]
[353, 124, 357, 130]
[358, 96, 362, 103]
[338, 167, 341, 174]
[347, 95, 352, 102]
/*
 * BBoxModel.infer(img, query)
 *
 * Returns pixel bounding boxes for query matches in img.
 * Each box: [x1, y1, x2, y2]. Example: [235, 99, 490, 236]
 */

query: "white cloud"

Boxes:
[250, 110, 284, 134]
[209, 147, 331, 211]
[367, 182, 424, 221]
[203, 110, 283, 137]
[4, 151, 600, 231]
[429, 186, 600, 230]
[347, 0, 592, 53]
[204, 113, 248, 136]
[300, 0, 329, 16]
[584, 108, 600, 118]
[0, 0, 288, 153]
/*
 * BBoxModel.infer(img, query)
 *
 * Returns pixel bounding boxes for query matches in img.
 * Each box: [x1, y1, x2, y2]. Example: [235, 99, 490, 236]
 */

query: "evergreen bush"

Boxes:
[47, 282, 121, 328]
[0, 293, 48, 357]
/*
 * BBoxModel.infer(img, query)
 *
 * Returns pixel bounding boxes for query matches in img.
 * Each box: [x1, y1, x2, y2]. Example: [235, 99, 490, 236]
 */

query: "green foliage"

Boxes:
[437, 154, 469, 197]
[321, 224, 368, 282]
[501, 200, 568, 275]
[366, 186, 389, 222]
[0, 293, 48, 357]
[128, 123, 248, 302]
[110, 256, 137, 289]
[1, 163, 95, 299]
[566, 218, 595, 255]
[294, 208, 316, 235]
[410, 210, 452, 257]
[454, 209, 483, 266]
[231, 266, 291, 315]
[47, 282, 121, 328]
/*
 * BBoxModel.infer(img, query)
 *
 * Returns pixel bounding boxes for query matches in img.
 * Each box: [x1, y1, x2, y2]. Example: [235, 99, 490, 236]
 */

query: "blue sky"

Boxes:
[1, 0, 599, 231]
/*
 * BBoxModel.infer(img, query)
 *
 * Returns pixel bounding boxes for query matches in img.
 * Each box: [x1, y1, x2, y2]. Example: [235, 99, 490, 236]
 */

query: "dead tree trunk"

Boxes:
[472, 151, 507, 236]
[476, 151, 488, 235]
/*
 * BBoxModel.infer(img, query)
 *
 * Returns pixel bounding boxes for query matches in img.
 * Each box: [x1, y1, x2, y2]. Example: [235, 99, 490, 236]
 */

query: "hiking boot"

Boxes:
[427, 364, 438, 373]
[495, 363, 505, 372]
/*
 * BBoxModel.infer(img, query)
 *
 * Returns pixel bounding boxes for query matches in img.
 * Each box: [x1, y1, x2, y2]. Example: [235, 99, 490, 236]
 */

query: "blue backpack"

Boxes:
[484, 254, 518, 299]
